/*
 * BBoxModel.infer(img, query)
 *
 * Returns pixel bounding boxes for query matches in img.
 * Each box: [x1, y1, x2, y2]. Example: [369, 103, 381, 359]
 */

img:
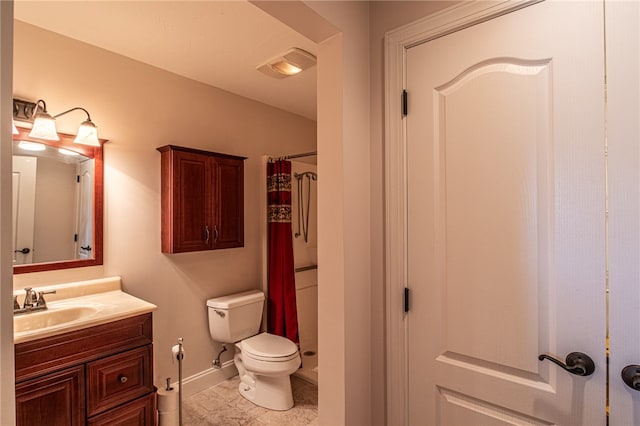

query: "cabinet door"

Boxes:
[159, 145, 245, 253]
[164, 150, 213, 253]
[88, 393, 155, 426]
[213, 157, 244, 249]
[16, 365, 85, 426]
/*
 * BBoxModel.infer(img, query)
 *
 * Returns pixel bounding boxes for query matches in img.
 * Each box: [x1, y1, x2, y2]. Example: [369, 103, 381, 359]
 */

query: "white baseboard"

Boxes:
[168, 360, 238, 399]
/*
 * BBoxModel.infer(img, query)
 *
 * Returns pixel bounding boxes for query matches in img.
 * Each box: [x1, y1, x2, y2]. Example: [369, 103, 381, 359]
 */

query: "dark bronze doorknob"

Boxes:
[538, 352, 595, 376]
[622, 365, 640, 391]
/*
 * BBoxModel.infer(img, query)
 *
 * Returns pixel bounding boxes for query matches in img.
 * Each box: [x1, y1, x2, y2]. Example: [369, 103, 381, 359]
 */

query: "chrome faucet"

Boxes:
[14, 287, 56, 315]
[23, 287, 38, 309]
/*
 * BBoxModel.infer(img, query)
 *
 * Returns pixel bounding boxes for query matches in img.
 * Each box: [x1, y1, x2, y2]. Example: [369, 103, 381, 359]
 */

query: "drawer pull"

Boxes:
[119, 375, 128, 384]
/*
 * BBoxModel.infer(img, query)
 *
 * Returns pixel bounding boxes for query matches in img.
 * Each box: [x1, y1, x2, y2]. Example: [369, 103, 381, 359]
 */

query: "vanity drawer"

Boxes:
[86, 345, 153, 417]
[16, 313, 153, 382]
[88, 393, 156, 426]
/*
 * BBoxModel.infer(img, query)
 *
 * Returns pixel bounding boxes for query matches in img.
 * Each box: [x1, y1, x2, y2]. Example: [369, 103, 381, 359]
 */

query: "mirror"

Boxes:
[12, 126, 105, 274]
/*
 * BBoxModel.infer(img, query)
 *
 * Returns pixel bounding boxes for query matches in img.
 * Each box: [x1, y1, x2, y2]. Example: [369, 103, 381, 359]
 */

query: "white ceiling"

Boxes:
[14, 1, 317, 121]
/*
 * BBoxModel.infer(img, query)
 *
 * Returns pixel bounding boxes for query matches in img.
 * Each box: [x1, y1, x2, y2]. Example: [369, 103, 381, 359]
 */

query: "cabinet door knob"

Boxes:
[204, 225, 210, 244]
[119, 375, 128, 384]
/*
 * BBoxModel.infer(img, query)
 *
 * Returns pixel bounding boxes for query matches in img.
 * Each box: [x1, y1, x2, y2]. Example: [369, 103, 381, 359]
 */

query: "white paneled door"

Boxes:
[12, 156, 37, 265]
[605, 1, 640, 425]
[76, 159, 94, 259]
[383, 0, 640, 424]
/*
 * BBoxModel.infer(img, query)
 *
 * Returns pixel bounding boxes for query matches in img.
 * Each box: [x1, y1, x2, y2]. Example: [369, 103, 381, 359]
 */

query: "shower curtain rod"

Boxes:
[269, 151, 317, 161]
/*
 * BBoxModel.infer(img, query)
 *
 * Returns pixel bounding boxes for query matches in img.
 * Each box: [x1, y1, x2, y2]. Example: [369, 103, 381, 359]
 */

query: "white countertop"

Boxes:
[14, 277, 157, 344]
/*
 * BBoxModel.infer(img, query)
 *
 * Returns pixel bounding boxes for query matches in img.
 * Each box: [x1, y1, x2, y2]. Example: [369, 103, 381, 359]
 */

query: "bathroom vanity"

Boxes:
[13, 278, 157, 426]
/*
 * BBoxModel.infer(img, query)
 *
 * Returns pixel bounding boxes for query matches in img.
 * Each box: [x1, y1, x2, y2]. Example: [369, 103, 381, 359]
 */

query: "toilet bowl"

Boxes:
[207, 290, 301, 410]
[234, 332, 300, 409]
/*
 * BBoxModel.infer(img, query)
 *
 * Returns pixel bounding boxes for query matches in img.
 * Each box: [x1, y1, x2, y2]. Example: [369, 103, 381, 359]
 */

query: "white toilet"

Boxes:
[206, 289, 301, 410]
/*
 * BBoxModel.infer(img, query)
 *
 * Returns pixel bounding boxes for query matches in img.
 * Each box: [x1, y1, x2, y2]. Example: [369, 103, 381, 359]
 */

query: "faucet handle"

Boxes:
[37, 290, 56, 308]
[13, 295, 20, 310]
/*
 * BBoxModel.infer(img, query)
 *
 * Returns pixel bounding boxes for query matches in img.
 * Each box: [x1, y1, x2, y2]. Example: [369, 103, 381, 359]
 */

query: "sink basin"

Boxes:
[14, 306, 99, 333]
[12, 283, 157, 344]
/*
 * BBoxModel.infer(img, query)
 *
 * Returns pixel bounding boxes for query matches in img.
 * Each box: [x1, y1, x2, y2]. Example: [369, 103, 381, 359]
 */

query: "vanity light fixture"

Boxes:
[13, 98, 100, 147]
[257, 48, 316, 79]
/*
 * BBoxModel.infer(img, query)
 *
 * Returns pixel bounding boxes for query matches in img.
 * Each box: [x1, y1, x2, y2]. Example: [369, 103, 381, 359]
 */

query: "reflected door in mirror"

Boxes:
[77, 160, 94, 259]
[12, 156, 37, 265]
[32, 155, 81, 263]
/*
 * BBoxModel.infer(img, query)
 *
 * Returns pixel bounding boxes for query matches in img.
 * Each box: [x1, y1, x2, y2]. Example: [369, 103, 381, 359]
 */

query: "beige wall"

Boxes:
[300, 2, 372, 425]
[316, 31, 349, 426]
[12, 20, 316, 385]
[0, 2, 15, 425]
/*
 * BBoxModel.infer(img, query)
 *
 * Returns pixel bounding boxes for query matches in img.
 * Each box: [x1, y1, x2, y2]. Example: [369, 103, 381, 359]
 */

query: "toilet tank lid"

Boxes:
[206, 289, 264, 309]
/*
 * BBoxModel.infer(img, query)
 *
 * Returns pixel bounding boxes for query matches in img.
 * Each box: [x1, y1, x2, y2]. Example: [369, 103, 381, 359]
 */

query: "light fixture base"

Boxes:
[13, 98, 38, 121]
[12, 98, 101, 144]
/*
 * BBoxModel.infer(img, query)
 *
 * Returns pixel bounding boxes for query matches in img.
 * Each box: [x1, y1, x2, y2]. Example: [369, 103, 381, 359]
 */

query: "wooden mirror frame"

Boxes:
[13, 126, 106, 274]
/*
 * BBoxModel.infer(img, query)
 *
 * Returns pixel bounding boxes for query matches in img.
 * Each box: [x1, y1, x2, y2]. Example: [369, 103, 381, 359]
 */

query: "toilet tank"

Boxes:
[207, 289, 264, 343]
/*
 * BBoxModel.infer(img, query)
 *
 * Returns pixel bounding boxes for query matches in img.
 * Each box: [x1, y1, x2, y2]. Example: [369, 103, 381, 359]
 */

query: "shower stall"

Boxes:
[262, 153, 318, 384]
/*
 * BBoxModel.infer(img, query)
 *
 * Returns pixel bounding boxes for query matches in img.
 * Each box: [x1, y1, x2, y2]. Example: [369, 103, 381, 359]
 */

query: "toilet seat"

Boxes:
[241, 332, 298, 362]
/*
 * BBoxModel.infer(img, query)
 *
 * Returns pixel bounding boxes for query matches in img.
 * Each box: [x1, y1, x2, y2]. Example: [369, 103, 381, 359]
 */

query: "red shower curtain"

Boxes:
[267, 160, 299, 343]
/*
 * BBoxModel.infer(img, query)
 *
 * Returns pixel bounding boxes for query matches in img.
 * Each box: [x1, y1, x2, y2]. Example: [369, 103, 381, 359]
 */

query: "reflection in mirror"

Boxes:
[12, 126, 105, 274]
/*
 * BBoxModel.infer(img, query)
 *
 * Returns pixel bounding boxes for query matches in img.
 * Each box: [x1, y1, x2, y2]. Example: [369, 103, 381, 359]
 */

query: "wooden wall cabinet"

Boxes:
[15, 314, 155, 426]
[158, 145, 245, 253]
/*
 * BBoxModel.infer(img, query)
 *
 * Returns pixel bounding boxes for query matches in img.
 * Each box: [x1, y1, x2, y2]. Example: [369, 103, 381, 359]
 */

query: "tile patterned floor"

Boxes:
[183, 375, 318, 425]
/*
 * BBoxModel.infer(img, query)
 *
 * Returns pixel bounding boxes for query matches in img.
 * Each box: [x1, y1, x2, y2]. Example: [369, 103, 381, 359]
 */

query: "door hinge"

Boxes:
[404, 287, 410, 313]
[402, 90, 408, 116]
[76, 175, 80, 183]
[74, 234, 78, 242]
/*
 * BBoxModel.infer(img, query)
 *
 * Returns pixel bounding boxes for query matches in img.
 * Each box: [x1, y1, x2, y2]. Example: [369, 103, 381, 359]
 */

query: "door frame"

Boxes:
[383, 1, 542, 423]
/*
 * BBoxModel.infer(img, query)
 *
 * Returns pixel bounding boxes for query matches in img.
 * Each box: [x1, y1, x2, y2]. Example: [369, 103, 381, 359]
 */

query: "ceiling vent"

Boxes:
[257, 48, 316, 79]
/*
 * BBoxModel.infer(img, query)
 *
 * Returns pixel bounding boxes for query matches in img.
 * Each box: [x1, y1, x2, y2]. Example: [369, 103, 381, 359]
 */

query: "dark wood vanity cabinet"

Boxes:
[15, 314, 155, 426]
[158, 145, 245, 253]
[16, 365, 85, 426]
